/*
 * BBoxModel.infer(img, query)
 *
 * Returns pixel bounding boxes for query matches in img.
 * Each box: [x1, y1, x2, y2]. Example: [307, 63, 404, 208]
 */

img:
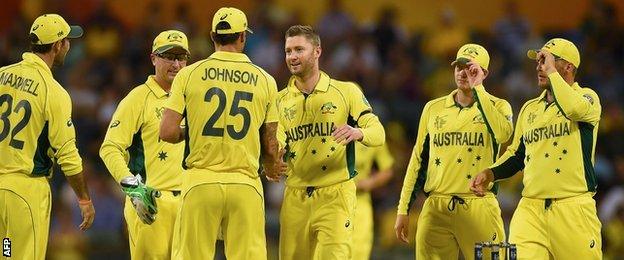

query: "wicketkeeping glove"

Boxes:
[120, 175, 161, 225]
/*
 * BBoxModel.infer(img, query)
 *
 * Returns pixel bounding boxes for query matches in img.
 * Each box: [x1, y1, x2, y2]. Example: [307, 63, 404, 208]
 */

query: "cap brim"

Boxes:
[527, 49, 539, 60]
[246, 28, 253, 34]
[67, 25, 84, 39]
[450, 57, 471, 67]
[153, 44, 190, 54]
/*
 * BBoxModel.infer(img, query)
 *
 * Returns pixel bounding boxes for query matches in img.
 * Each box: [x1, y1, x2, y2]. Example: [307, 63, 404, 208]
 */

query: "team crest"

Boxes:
[434, 115, 447, 130]
[320, 102, 337, 114]
[283, 105, 297, 121]
[167, 32, 183, 43]
[155, 107, 164, 119]
[472, 114, 485, 124]
[462, 46, 479, 58]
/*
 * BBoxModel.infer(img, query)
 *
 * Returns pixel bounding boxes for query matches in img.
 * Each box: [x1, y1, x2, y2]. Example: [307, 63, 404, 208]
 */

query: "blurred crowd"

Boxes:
[1, 0, 624, 259]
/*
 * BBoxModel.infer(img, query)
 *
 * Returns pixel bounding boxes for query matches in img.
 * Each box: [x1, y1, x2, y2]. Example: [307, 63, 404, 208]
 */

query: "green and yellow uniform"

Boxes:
[0, 52, 83, 259]
[490, 72, 602, 259]
[398, 84, 513, 259]
[165, 50, 278, 260]
[277, 71, 385, 260]
[100, 75, 184, 259]
[352, 143, 394, 260]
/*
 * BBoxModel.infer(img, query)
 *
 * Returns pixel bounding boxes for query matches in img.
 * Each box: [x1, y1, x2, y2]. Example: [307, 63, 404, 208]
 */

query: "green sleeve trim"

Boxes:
[32, 122, 53, 176]
[491, 138, 525, 180]
[407, 134, 429, 212]
[182, 109, 190, 170]
[578, 122, 597, 192]
[347, 115, 357, 179]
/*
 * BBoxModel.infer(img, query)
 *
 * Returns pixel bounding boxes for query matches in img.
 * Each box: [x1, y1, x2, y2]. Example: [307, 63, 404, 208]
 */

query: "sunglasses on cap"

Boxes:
[156, 52, 190, 62]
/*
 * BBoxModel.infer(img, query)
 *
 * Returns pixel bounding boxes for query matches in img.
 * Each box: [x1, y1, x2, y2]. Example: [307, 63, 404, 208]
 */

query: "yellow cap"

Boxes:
[29, 14, 83, 44]
[212, 7, 253, 34]
[152, 30, 190, 54]
[527, 38, 580, 68]
[451, 43, 490, 70]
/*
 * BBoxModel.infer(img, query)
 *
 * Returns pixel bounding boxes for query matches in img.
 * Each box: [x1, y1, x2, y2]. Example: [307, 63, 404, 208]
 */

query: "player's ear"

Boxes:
[150, 53, 157, 66]
[315, 45, 322, 59]
[240, 31, 246, 45]
[483, 68, 489, 79]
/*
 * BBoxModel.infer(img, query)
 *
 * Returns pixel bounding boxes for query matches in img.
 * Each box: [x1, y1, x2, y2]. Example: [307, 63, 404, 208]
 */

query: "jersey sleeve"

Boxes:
[548, 72, 601, 125]
[45, 86, 82, 176]
[99, 91, 143, 183]
[164, 67, 189, 115]
[397, 103, 431, 215]
[473, 85, 514, 144]
[348, 84, 384, 147]
[374, 143, 394, 171]
[490, 104, 528, 180]
[264, 74, 279, 124]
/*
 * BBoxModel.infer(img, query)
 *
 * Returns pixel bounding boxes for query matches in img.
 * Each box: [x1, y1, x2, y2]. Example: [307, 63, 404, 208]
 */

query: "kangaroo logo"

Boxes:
[167, 32, 183, 43]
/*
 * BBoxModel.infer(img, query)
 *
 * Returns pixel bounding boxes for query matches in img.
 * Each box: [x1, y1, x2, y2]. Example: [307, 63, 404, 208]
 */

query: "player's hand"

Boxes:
[332, 124, 363, 145]
[470, 169, 495, 197]
[466, 61, 485, 87]
[77, 200, 95, 231]
[265, 148, 288, 182]
[394, 214, 410, 243]
[120, 175, 161, 225]
[537, 50, 557, 75]
[356, 178, 374, 192]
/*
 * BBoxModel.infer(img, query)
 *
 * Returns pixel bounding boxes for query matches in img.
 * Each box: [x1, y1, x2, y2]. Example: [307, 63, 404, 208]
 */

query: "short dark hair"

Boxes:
[212, 21, 241, 46]
[285, 25, 321, 47]
[29, 33, 53, 53]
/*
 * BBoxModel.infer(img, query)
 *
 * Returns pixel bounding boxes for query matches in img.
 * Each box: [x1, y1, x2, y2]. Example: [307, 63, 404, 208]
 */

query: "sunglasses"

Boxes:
[156, 53, 190, 62]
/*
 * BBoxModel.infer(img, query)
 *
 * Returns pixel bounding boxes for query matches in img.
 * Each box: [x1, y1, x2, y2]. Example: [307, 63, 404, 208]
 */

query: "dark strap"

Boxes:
[447, 195, 466, 211]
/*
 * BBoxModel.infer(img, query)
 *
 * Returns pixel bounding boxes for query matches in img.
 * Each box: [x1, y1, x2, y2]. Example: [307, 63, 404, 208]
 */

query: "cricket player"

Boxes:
[396, 44, 513, 259]
[0, 14, 95, 260]
[277, 25, 386, 260]
[353, 143, 394, 260]
[159, 7, 283, 260]
[471, 38, 602, 259]
[99, 30, 190, 259]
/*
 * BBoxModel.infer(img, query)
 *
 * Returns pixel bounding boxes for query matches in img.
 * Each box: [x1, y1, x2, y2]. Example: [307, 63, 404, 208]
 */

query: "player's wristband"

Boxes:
[78, 199, 92, 205]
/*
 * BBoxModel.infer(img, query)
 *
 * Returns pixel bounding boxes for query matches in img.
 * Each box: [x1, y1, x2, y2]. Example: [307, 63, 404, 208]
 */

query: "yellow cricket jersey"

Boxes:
[354, 142, 394, 182]
[490, 72, 601, 199]
[277, 71, 385, 188]
[164, 51, 278, 179]
[0, 53, 82, 177]
[100, 76, 184, 191]
[397, 85, 513, 214]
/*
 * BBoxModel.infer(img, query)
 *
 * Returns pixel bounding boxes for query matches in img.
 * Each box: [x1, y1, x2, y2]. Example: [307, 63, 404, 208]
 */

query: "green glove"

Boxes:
[120, 175, 161, 225]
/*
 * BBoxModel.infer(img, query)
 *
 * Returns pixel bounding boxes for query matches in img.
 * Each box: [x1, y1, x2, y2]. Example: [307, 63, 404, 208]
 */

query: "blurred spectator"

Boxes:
[493, 1, 531, 76]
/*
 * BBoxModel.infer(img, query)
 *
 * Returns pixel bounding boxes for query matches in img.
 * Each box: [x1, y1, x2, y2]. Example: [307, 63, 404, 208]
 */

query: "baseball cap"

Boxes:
[29, 14, 83, 45]
[152, 30, 190, 54]
[527, 38, 580, 68]
[451, 43, 490, 70]
[211, 7, 253, 34]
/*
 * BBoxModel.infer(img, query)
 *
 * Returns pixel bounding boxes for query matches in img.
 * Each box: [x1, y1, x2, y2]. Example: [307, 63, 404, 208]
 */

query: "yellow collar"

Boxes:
[287, 71, 331, 94]
[209, 51, 251, 63]
[145, 76, 168, 98]
[22, 52, 52, 76]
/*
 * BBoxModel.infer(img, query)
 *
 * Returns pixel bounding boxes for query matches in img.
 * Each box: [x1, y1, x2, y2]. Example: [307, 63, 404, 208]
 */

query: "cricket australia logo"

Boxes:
[167, 32, 183, 43]
[155, 107, 164, 119]
[544, 40, 556, 49]
[283, 105, 297, 121]
[320, 102, 337, 114]
[473, 114, 485, 124]
[462, 46, 479, 58]
[434, 115, 447, 130]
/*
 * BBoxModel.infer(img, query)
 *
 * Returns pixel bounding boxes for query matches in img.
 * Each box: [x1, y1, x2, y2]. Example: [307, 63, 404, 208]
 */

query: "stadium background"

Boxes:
[1, 0, 624, 259]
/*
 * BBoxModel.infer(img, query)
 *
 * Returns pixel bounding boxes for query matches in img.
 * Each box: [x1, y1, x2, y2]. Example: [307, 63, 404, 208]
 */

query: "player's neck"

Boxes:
[215, 44, 242, 53]
[154, 75, 171, 93]
[295, 69, 320, 94]
[455, 88, 475, 107]
[34, 52, 54, 69]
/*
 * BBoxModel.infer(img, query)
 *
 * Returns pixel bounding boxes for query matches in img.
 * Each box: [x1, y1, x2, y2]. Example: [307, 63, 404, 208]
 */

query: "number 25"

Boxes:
[202, 87, 253, 140]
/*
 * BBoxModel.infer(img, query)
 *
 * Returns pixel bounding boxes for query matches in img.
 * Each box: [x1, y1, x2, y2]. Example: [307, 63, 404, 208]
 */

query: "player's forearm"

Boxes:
[548, 72, 595, 120]
[260, 122, 280, 165]
[358, 114, 385, 147]
[490, 150, 524, 181]
[160, 109, 185, 143]
[66, 172, 92, 201]
[367, 169, 394, 190]
[473, 85, 513, 143]
[99, 142, 133, 183]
